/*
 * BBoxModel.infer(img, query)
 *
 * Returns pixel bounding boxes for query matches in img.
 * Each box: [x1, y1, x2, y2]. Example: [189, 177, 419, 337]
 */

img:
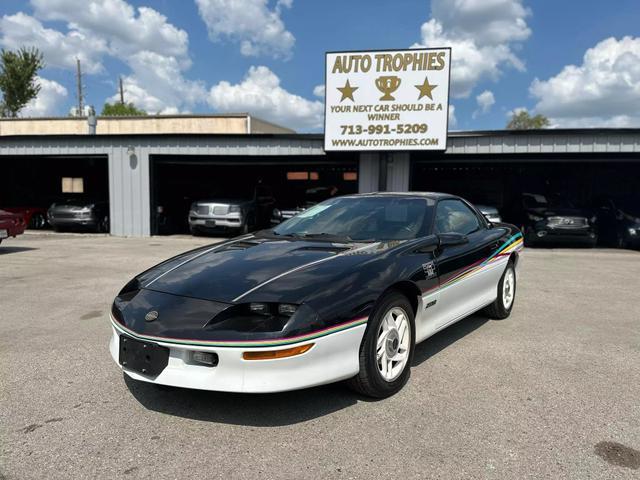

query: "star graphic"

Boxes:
[415, 77, 438, 100]
[337, 79, 358, 102]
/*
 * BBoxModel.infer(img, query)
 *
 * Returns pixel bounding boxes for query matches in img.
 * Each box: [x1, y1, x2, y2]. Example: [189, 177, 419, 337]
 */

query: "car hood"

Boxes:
[527, 207, 590, 218]
[139, 236, 380, 303]
[0, 209, 21, 221]
[196, 198, 251, 206]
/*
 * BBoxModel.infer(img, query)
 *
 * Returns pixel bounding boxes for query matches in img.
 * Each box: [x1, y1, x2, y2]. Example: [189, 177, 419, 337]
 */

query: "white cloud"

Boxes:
[449, 104, 457, 128]
[473, 89, 495, 118]
[530, 36, 640, 127]
[30, 0, 189, 63]
[21, 76, 68, 116]
[208, 66, 323, 130]
[195, 0, 295, 59]
[0, 12, 107, 73]
[1, 0, 201, 114]
[109, 52, 206, 114]
[313, 84, 325, 98]
[506, 106, 528, 118]
[413, 0, 531, 98]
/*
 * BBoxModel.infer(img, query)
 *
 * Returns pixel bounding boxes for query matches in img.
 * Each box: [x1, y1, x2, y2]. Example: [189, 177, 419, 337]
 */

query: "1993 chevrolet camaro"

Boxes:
[110, 193, 523, 397]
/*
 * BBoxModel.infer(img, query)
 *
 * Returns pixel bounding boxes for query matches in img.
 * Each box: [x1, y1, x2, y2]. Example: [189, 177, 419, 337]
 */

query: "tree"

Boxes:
[101, 102, 147, 116]
[506, 110, 550, 129]
[0, 47, 45, 117]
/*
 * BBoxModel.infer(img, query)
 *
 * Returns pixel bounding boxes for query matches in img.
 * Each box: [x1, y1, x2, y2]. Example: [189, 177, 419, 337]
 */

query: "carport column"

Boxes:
[108, 145, 151, 237]
[358, 152, 380, 193]
[386, 153, 410, 192]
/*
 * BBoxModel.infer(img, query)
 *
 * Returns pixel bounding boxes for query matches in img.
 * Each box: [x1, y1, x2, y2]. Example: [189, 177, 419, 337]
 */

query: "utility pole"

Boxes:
[76, 58, 84, 116]
[119, 77, 125, 104]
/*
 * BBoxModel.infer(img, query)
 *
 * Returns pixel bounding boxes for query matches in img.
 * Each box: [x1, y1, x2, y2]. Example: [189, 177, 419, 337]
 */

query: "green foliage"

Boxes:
[506, 110, 550, 130]
[0, 47, 45, 117]
[101, 102, 147, 116]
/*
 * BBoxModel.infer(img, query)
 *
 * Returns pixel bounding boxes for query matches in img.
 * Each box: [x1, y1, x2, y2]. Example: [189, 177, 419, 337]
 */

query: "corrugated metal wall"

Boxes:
[2, 130, 640, 237]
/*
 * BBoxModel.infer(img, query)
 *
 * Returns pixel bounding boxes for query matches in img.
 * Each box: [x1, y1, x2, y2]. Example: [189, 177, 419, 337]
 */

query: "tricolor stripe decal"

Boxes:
[111, 314, 368, 349]
[423, 232, 523, 294]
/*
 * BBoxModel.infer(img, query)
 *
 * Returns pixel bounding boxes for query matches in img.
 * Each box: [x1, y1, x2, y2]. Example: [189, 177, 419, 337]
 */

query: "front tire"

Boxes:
[348, 291, 415, 398]
[483, 261, 516, 319]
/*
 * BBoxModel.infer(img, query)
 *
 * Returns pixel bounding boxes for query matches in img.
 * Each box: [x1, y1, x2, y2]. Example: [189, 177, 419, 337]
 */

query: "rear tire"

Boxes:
[616, 234, 628, 249]
[30, 213, 46, 229]
[347, 291, 415, 398]
[483, 261, 516, 319]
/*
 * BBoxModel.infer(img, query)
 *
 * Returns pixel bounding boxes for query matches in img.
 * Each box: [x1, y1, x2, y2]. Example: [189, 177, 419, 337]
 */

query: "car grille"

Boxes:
[547, 216, 588, 227]
[196, 206, 209, 215]
[213, 206, 228, 215]
[51, 212, 83, 219]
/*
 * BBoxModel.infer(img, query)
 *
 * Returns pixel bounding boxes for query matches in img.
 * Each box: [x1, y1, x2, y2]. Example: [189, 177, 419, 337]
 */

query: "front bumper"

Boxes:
[189, 213, 243, 229]
[530, 225, 597, 244]
[48, 216, 99, 228]
[109, 317, 366, 393]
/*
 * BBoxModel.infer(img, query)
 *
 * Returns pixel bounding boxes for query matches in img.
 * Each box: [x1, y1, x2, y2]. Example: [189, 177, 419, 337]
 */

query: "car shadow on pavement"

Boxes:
[125, 314, 492, 425]
[0, 246, 37, 255]
[412, 314, 489, 367]
[124, 374, 360, 426]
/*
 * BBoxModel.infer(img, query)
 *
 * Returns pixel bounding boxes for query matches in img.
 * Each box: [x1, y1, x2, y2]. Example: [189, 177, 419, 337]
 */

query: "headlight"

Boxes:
[228, 205, 241, 213]
[249, 302, 269, 314]
[528, 213, 543, 222]
[628, 228, 637, 236]
[249, 302, 298, 316]
[590, 216, 597, 223]
[278, 304, 297, 316]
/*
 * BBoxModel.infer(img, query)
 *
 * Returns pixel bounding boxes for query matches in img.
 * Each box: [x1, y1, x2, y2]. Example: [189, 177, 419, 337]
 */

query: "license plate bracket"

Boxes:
[119, 335, 169, 376]
[0, 229, 7, 239]
[205, 220, 217, 227]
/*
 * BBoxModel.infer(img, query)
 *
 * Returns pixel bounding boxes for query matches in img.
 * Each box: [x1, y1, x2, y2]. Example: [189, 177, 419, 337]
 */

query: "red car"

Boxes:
[3, 207, 48, 229]
[0, 209, 26, 244]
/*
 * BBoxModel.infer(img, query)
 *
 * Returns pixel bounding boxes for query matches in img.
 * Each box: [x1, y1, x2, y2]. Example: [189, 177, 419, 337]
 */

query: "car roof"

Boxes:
[343, 191, 459, 201]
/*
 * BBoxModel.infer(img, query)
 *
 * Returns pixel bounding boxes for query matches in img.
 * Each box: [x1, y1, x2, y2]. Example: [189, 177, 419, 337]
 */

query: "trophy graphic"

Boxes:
[375, 75, 401, 101]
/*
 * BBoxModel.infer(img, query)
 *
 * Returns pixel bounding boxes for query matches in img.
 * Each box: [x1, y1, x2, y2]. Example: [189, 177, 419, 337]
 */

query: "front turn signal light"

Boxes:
[242, 343, 314, 360]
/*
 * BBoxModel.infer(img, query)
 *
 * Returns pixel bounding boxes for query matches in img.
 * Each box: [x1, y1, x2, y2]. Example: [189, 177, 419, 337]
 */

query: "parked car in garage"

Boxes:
[271, 186, 340, 225]
[475, 205, 502, 224]
[189, 185, 275, 235]
[0, 209, 26, 244]
[595, 197, 640, 249]
[521, 193, 597, 247]
[3, 207, 48, 229]
[47, 199, 109, 233]
[110, 192, 523, 397]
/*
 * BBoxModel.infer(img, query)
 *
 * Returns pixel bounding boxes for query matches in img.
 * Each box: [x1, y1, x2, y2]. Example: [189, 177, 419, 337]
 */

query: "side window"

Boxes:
[435, 200, 481, 235]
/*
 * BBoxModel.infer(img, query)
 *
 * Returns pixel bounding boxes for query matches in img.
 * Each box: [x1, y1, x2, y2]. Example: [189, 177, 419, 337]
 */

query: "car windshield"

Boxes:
[615, 198, 640, 217]
[272, 196, 434, 241]
[523, 193, 573, 209]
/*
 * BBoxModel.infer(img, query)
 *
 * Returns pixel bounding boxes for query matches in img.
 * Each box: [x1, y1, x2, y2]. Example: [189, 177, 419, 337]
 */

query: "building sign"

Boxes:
[324, 48, 451, 152]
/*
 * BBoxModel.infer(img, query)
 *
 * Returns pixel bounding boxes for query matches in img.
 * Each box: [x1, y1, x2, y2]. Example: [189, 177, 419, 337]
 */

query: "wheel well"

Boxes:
[386, 281, 421, 316]
[509, 251, 519, 267]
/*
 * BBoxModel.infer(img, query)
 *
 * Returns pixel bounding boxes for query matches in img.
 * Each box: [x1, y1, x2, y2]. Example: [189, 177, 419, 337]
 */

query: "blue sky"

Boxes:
[1, 0, 639, 131]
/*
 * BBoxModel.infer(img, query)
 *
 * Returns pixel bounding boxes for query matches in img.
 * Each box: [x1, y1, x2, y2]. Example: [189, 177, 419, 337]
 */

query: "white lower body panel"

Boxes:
[109, 322, 366, 393]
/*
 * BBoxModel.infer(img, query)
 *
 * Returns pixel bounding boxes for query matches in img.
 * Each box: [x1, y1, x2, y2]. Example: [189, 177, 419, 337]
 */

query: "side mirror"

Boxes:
[438, 232, 469, 247]
[413, 235, 440, 253]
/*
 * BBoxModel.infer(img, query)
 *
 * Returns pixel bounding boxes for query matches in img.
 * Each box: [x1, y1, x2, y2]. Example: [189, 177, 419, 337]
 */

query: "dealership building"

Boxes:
[1, 114, 639, 237]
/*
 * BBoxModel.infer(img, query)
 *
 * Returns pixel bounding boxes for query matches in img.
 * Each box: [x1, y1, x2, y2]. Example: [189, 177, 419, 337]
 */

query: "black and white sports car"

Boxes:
[110, 193, 523, 398]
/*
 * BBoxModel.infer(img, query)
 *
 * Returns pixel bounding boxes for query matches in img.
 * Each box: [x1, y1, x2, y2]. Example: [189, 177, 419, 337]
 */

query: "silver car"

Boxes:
[476, 205, 502, 223]
[188, 186, 275, 235]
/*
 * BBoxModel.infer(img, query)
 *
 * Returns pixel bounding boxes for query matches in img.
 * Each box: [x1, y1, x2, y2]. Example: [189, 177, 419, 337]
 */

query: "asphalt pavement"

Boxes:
[1, 232, 639, 479]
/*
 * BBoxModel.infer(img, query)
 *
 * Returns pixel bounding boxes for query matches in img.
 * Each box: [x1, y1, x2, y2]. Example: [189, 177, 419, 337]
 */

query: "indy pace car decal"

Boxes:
[423, 232, 523, 295]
